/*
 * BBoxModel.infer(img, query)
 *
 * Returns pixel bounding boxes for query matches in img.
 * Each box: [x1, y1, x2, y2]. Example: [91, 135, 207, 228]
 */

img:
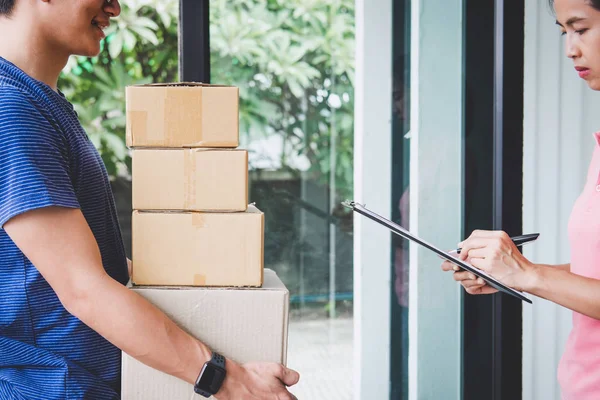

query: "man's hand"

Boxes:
[217, 361, 300, 400]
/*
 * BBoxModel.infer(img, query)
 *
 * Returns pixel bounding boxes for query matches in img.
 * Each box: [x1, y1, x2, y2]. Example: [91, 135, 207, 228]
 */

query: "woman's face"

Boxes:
[555, 0, 600, 90]
[34, 0, 121, 58]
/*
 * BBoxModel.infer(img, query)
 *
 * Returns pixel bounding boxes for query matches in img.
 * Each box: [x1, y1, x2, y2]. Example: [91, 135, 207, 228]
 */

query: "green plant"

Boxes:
[59, 0, 355, 201]
[59, 0, 179, 178]
[211, 0, 355, 200]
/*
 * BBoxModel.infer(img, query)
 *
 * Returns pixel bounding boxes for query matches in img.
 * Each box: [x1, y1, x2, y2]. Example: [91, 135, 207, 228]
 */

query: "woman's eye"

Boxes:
[561, 29, 588, 37]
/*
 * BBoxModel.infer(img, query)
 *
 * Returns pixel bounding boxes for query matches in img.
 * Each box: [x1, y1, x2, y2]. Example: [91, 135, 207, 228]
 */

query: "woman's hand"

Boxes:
[441, 261, 498, 295]
[457, 230, 536, 292]
[441, 230, 537, 294]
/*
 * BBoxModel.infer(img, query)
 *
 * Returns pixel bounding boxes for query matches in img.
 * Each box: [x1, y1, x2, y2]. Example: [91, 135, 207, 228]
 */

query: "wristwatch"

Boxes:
[194, 352, 227, 398]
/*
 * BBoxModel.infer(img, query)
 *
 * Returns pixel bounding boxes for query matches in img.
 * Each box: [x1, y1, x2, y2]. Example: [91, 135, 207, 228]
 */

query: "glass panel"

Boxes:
[58, 0, 180, 256]
[210, 1, 355, 398]
[390, 0, 465, 398]
[390, 0, 411, 398]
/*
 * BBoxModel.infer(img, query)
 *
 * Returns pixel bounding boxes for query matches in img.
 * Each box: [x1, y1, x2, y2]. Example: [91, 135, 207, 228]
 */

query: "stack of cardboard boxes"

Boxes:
[120, 83, 290, 399]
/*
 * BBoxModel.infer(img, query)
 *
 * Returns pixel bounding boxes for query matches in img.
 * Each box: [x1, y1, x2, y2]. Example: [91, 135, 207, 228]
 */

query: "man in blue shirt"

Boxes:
[0, 1, 300, 399]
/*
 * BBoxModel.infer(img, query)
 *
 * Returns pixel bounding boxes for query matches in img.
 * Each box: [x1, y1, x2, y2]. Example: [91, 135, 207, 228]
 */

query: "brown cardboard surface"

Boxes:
[126, 83, 239, 148]
[132, 149, 248, 212]
[132, 205, 264, 286]
[121, 269, 289, 400]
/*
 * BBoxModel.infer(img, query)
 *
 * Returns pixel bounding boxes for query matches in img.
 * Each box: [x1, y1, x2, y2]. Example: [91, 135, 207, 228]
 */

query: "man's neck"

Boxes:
[0, 19, 69, 91]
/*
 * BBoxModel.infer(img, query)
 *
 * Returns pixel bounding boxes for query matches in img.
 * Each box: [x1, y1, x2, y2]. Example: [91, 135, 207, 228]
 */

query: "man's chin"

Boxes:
[73, 44, 102, 59]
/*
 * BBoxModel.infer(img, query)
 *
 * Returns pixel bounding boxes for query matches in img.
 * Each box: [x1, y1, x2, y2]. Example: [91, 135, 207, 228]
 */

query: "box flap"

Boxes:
[128, 82, 235, 88]
[135, 205, 261, 216]
[130, 269, 284, 292]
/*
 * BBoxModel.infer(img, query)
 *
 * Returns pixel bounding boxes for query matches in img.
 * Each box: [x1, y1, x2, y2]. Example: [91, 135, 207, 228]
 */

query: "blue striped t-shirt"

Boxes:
[0, 57, 129, 399]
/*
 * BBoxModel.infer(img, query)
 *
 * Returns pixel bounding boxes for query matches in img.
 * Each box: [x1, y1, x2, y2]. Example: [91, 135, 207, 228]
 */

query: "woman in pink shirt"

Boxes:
[442, 0, 600, 398]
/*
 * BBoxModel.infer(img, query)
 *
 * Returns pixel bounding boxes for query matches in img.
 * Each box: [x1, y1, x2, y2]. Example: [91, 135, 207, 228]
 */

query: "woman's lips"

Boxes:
[576, 67, 591, 79]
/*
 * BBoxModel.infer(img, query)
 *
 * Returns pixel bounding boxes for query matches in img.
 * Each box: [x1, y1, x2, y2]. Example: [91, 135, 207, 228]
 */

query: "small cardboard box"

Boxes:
[126, 83, 239, 148]
[132, 205, 264, 287]
[121, 269, 289, 400]
[132, 149, 248, 212]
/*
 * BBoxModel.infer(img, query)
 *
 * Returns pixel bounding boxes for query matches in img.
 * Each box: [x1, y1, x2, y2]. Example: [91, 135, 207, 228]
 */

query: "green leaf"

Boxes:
[131, 26, 159, 45]
[109, 34, 124, 59]
[102, 131, 128, 160]
[123, 29, 137, 51]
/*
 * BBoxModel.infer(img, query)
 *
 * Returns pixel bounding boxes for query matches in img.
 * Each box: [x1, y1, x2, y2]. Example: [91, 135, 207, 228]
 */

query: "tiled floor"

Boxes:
[287, 318, 353, 400]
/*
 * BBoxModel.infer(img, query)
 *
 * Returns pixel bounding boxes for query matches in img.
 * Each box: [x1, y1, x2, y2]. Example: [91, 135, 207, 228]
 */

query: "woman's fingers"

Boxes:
[469, 257, 492, 273]
[453, 271, 475, 281]
[465, 284, 498, 295]
[458, 238, 495, 260]
[465, 230, 506, 240]
[441, 261, 454, 271]
[460, 277, 486, 289]
[464, 247, 487, 259]
[441, 261, 462, 272]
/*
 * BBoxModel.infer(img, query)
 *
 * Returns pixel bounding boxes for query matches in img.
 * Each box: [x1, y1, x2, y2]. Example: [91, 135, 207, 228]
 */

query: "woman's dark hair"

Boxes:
[0, 0, 16, 16]
[548, 0, 600, 11]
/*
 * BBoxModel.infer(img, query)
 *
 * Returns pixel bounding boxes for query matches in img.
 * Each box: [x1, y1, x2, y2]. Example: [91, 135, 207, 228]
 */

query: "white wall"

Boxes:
[522, 1, 600, 399]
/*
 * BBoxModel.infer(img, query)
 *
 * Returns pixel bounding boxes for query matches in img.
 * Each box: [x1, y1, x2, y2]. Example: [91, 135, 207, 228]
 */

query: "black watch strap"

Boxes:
[194, 351, 227, 398]
[212, 352, 226, 369]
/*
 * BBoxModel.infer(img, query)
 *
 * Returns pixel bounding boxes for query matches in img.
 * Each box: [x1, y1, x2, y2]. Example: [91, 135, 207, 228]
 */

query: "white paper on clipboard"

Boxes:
[343, 200, 532, 304]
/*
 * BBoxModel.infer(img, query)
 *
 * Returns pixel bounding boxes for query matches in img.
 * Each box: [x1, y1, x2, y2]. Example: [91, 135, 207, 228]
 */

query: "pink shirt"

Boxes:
[558, 132, 600, 399]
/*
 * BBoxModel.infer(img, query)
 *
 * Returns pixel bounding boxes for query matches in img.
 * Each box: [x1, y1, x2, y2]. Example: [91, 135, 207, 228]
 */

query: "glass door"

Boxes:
[208, 1, 356, 398]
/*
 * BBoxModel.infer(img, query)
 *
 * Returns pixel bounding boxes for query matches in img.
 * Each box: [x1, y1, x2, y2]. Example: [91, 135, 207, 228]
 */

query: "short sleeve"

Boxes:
[0, 88, 80, 227]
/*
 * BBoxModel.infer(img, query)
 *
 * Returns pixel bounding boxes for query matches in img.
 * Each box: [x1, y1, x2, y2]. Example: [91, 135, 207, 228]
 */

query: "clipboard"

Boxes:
[342, 200, 532, 304]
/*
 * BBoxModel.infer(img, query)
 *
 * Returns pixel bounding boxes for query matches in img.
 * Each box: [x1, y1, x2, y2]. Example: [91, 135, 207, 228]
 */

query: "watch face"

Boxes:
[197, 364, 226, 394]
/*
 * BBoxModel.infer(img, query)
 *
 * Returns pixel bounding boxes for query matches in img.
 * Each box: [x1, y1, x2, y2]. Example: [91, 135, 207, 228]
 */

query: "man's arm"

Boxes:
[4, 207, 299, 399]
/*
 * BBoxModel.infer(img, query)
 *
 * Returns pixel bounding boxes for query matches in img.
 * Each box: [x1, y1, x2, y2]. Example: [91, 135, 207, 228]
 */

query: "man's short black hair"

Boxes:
[0, 0, 16, 16]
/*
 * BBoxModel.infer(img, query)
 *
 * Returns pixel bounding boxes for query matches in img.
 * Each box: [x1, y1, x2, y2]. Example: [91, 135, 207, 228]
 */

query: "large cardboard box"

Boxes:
[122, 269, 289, 400]
[126, 83, 239, 148]
[132, 206, 264, 287]
[132, 149, 248, 212]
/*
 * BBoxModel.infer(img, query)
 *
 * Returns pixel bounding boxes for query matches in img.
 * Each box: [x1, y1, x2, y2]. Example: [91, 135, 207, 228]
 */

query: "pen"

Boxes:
[452, 233, 540, 254]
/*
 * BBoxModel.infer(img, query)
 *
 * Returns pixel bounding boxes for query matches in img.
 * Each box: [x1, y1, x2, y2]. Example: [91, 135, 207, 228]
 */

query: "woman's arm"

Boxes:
[553, 263, 571, 272]
[526, 264, 600, 320]
[455, 230, 600, 320]
[442, 262, 571, 294]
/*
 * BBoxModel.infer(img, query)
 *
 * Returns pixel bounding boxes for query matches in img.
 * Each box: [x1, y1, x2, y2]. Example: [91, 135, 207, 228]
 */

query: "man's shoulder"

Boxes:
[0, 85, 63, 149]
[0, 83, 42, 114]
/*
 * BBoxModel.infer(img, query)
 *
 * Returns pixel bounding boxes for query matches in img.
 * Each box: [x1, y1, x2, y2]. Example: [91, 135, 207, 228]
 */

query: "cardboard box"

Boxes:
[126, 83, 239, 148]
[121, 269, 289, 400]
[132, 149, 248, 212]
[132, 206, 264, 287]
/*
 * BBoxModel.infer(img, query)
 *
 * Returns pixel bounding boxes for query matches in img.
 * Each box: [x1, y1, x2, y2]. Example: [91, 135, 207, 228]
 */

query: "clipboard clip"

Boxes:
[342, 200, 364, 209]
